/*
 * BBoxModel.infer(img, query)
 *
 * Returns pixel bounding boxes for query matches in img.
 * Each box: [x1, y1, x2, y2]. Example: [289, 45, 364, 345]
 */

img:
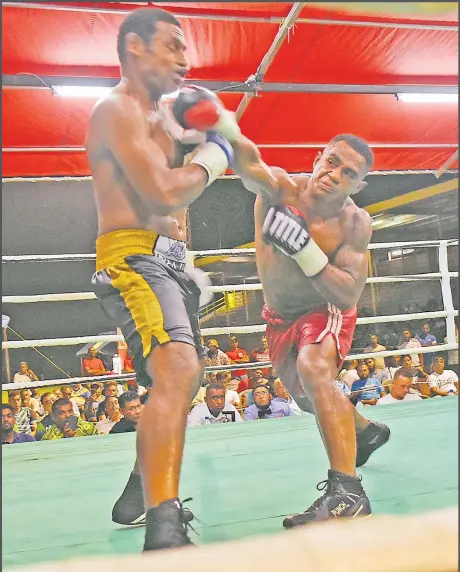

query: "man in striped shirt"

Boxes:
[8, 390, 38, 437]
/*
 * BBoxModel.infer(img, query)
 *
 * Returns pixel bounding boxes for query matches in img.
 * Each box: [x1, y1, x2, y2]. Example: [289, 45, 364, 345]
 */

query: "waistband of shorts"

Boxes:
[95, 229, 187, 271]
[262, 303, 357, 327]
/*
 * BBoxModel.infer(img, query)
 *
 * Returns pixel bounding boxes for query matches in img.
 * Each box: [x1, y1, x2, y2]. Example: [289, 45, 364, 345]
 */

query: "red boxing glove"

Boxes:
[172, 85, 241, 142]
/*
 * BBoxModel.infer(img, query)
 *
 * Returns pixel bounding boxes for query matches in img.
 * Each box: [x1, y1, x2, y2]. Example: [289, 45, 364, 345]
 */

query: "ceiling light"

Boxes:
[396, 93, 458, 103]
[52, 85, 112, 98]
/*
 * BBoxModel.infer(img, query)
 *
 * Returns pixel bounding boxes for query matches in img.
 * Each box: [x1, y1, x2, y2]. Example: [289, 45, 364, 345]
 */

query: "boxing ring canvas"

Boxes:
[3, 397, 457, 569]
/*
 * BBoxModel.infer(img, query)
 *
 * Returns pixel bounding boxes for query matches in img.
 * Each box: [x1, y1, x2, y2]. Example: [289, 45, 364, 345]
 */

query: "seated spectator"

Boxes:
[96, 396, 122, 434]
[8, 390, 37, 436]
[110, 392, 144, 433]
[244, 384, 294, 420]
[226, 336, 249, 381]
[377, 368, 423, 405]
[398, 329, 423, 367]
[35, 392, 59, 440]
[400, 355, 431, 398]
[364, 358, 391, 385]
[70, 383, 91, 410]
[204, 339, 230, 368]
[237, 368, 268, 394]
[83, 382, 105, 422]
[82, 346, 106, 377]
[2, 404, 36, 444]
[60, 385, 82, 417]
[104, 380, 124, 398]
[250, 335, 271, 376]
[272, 379, 304, 415]
[126, 379, 148, 398]
[13, 361, 39, 383]
[41, 399, 99, 440]
[20, 388, 42, 420]
[416, 323, 437, 372]
[444, 325, 459, 373]
[428, 356, 459, 397]
[363, 334, 387, 370]
[215, 371, 240, 407]
[226, 376, 241, 392]
[334, 378, 352, 399]
[337, 360, 359, 389]
[350, 364, 385, 406]
[188, 384, 242, 426]
[383, 356, 402, 381]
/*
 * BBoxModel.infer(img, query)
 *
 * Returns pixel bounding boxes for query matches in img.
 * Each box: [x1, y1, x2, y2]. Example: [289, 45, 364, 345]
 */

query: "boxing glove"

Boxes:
[172, 85, 241, 142]
[262, 205, 329, 277]
[188, 131, 234, 187]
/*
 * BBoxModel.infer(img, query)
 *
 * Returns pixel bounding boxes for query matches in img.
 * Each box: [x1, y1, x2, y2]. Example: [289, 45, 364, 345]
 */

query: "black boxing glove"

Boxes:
[262, 205, 329, 277]
[172, 85, 241, 142]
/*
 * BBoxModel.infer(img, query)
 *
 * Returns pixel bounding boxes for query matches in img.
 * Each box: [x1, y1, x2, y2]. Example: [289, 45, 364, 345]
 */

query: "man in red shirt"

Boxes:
[226, 336, 249, 380]
[250, 335, 271, 377]
[82, 346, 106, 377]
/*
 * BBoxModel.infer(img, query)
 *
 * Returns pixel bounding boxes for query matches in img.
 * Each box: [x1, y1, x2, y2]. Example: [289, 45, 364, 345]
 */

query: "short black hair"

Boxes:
[118, 391, 140, 409]
[2, 403, 15, 414]
[215, 371, 229, 383]
[117, 8, 181, 64]
[51, 398, 72, 414]
[327, 134, 374, 171]
[393, 367, 415, 381]
[206, 383, 225, 396]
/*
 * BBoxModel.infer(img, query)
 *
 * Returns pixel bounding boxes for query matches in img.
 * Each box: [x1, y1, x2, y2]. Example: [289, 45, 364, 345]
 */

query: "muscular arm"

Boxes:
[308, 210, 372, 310]
[88, 95, 209, 215]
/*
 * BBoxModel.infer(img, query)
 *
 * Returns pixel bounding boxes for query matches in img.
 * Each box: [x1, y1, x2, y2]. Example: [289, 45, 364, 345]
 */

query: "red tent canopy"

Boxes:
[2, 2, 458, 176]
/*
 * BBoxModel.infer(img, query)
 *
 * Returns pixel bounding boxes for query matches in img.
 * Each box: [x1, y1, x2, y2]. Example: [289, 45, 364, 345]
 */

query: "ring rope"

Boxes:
[2, 239, 458, 264]
[3, 272, 459, 305]
[2, 312, 457, 349]
[2, 345, 457, 392]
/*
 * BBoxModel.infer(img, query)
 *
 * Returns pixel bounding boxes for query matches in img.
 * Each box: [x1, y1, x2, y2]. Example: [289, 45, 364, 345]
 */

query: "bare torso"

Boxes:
[86, 84, 187, 239]
[255, 176, 363, 318]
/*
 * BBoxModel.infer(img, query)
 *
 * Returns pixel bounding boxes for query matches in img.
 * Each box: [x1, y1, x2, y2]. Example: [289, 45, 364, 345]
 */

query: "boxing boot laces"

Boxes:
[143, 497, 197, 551]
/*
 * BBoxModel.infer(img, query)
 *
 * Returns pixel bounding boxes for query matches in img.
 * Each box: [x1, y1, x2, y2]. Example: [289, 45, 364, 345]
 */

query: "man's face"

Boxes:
[121, 399, 143, 424]
[253, 386, 271, 409]
[357, 364, 370, 379]
[42, 393, 57, 414]
[365, 358, 376, 372]
[403, 330, 411, 342]
[21, 389, 32, 401]
[52, 403, 73, 430]
[128, 22, 188, 98]
[370, 335, 378, 345]
[230, 337, 239, 349]
[105, 384, 118, 398]
[310, 141, 368, 201]
[2, 409, 15, 432]
[261, 336, 268, 349]
[61, 387, 73, 400]
[392, 377, 412, 399]
[433, 358, 445, 374]
[221, 372, 231, 388]
[8, 394, 22, 411]
[88, 347, 97, 358]
[20, 362, 28, 374]
[90, 384, 102, 397]
[105, 397, 120, 417]
[402, 355, 413, 367]
[205, 389, 226, 416]
[423, 324, 430, 334]
[207, 343, 218, 354]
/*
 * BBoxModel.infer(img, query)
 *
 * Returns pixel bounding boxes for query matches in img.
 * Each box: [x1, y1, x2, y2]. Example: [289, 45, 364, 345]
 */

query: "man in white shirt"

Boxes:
[398, 329, 423, 367]
[428, 357, 458, 396]
[338, 359, 359, 389]
[363, 334, 387, 370]
[216, 371, 240, 407]
[188, 384, 242, 426]
[377, 368, 423, 405]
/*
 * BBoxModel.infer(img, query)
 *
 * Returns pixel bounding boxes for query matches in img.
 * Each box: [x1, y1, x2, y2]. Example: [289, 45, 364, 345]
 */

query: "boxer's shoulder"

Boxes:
[342, 200, 372, 248]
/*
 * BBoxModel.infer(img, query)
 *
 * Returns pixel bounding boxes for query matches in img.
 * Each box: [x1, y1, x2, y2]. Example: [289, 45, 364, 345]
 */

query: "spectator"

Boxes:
[444, 325, 459, 373]
[8, 390, 37, 436]
[350, 364, 385, 406]
[226, 336, 249, 381]
[377, 368, 423, 405]
[83, 382, 105, 421]
[204, 339, 230, 368]
[96, 396, 122, 434]
[383, 356, 401, 381]
[398, 329, 423, 367]
[41, 399, 98, 440]
[215, 371, 240, 407]
[337, 360, 359, 389]
[237, 368, 268, 394]
[35, 392, 58, 440]
[20, 388, 42, 420]
[70, 383, 91, 411]
[416, 323, 437, 371]
[104, 380, 124, 398]
[126, 379, 148, 399]
[123, 351, 135, 373]
[428, 356, 458, 397]
[250, 335, 271, 376]
[363, 335, 387, 370]
[13, 361, 39, 383]
[82, 346, 106, 377]
[110, 392, 144, 433]
[272, 379, 303, 415]
[2, 404, 36, 444]
[334, 378, 352, 399]
[400, 355, 431, 398]
[188, 384, 242, 426]
[60, 385, 82, 417]
[364, 358, 391, 385]
[244, 384, 294, 420]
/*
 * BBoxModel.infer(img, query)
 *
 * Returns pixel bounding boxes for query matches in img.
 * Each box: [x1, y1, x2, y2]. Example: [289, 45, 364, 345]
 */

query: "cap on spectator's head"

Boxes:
[207, 339, 219, 348]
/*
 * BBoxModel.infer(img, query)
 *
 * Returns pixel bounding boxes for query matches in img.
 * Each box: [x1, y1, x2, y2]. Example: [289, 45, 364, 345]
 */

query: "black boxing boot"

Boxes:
[282, 470, 371, 529]
[356, 421, 390, 467]
[143, 498, 195, 551]
[112, 472, 146, 526]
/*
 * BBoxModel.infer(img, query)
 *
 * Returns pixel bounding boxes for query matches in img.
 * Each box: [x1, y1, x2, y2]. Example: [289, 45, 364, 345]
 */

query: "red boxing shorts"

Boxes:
[262, 303, 358, 395]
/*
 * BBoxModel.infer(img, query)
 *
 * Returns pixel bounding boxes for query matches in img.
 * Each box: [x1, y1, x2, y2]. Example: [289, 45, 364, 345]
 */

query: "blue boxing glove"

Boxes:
[188, 131, 234, 187]
[262, 205, 329, 277]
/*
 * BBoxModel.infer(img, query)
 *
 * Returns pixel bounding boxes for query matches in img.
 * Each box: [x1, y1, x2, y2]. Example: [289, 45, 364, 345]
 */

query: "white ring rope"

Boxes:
[3, 272, 459, 305]
[2, 345, 457, 392]
[2, 311, 458, 350]
[2, 239, 458, 264]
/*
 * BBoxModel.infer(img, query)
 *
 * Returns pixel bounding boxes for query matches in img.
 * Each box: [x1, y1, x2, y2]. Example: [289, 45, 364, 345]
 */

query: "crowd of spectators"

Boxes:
[2, 323, 458, 445]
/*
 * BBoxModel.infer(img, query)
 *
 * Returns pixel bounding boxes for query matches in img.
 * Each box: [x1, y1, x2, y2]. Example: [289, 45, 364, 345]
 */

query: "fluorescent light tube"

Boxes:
[396, 93, 458, 103]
